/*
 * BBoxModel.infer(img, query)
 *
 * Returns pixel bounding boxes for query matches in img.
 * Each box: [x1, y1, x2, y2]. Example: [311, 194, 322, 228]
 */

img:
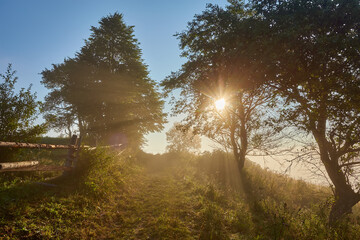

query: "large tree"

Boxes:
[42, 13, 166, 147]
[162, 4, 278, 171]
[164, 0, 360, 224]
[243, 0, 360, 224]
[0, 64, 47, 160]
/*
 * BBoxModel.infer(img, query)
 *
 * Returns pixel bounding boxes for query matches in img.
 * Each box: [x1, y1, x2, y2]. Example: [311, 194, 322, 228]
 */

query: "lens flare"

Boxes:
[215, 98, 226, 110]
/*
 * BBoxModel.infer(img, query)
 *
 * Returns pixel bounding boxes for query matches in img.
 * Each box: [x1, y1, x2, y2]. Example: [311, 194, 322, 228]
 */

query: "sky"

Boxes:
[0, 0, 229, 153]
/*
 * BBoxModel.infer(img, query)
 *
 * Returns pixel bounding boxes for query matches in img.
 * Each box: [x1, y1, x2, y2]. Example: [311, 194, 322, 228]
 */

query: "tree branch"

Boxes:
[340, 161, 360, 168]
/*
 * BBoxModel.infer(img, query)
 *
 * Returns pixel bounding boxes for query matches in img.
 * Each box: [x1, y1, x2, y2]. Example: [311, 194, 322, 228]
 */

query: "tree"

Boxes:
[42, 13, 166, 147]
[243, 0, 360, 224]
[162, 3, 278, 171]
[166, 123, 201, 153]
[0, 64, 47, 160]
[164, 0, 360, 224]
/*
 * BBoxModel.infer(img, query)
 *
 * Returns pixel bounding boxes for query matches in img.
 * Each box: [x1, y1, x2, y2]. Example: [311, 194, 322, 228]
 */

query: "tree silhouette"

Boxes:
[248, 0, 360, 225]
[42, 13, 166, 147]
[162, 3, 279, 171]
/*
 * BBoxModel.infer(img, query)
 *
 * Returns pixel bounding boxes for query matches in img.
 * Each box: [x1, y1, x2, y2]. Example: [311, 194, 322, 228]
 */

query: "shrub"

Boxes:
[199, 203, 228, 240]
[74, 148, 131, 197]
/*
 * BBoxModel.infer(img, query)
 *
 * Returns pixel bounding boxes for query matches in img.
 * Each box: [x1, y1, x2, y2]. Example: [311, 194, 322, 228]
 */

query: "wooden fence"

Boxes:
[0, 135, 123, 173]
[0, 135, 82, 172]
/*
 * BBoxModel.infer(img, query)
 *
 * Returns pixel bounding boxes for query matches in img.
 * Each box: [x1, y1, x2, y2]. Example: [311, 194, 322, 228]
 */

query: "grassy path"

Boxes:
[112, 165, 201, 239]
[81, 155, 247, 240]
[1, 153, 237, 240]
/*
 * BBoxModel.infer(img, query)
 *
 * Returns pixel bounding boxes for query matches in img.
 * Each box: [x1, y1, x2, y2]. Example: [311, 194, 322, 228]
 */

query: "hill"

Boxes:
[0, 149, 359, 239]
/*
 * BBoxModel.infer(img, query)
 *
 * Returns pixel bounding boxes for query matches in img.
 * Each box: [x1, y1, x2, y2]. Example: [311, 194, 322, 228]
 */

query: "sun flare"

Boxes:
[215, 98, 226, 110]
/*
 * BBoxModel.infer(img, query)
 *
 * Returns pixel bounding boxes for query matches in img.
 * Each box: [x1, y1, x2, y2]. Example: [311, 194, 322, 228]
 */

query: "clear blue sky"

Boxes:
[0, 0, 228, 153]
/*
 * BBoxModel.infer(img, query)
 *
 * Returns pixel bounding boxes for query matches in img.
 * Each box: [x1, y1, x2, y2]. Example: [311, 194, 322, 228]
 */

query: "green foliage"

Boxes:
[194, 151, 360, 239]
[250, 197, 360, 240]
[42, 13, 166, 147]
[246, 0, 360, 223]
[1, 150, 359, 239]
[75, 148, 129, 197]
[230, 205, 254, 235]
[161, 2, 280, 170]
[0, 64, 47, 161]
[0, 149, 136, 239]
[169, 0, 360, 223]
[199, 202, 228, 240]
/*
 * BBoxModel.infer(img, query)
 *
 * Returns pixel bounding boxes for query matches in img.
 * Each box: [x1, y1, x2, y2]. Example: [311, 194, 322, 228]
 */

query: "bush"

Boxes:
[0, 64, 46, 162]
[199, 203, 228, 240]
[230, 205, 254, 235]
[74, 148, 131, 197]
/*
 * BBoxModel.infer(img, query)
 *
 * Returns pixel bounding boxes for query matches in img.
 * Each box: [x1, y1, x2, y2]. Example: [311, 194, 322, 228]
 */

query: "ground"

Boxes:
[1, 150, 360, 239]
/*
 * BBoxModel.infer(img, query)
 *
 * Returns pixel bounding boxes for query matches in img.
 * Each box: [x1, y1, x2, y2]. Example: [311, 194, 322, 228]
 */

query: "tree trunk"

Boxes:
[238, 91, 247, 171]
[313, 129, 360, 225]
[323, 156, 360, 225]
[66, 124, 72, 139]
[237, 153, 246, 172]
[230, 91, 247, 172]
[329, 191, 360, 226]
[230, 122, 243, 171]
[238, 122, 247, 171]
[78, 115, 84, 137]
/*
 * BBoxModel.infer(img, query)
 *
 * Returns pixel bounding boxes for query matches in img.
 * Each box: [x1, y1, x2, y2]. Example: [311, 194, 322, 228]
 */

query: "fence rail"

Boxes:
[0, 135, 123, 173]
[0, 135, 81, 173]
[0, 161, 39, 170]
[0, 165, 72, 172]
[0, 141, 78, 149]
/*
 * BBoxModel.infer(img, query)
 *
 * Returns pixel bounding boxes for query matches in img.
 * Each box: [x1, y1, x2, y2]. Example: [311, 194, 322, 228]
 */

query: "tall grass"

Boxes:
[1, 149, 360, 239]
[0, 148, 136, 239]
[191, 150, 360, 239]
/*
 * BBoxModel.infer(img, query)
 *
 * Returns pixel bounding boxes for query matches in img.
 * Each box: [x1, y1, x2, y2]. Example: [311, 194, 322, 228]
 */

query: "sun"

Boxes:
[215, 98, 226, 110]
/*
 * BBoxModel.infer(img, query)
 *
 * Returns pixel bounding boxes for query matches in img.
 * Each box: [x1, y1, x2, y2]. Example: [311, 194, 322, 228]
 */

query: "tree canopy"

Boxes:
[247, 0, 360, 224]
[42, 13, 166, 147]
[0, 64, 47, 160]
[163, 0, 360, 224]
[162, 3, 278, 170]
[195, 0, 360, 224]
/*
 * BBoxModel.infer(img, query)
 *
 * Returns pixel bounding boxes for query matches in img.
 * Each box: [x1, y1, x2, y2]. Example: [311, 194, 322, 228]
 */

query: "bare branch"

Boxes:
[340, 161, 360, 168]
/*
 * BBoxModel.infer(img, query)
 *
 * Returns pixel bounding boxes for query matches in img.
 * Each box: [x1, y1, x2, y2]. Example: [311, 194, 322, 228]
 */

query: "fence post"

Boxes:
[63, 135, 78, 174]
[73, 135, 82, 168]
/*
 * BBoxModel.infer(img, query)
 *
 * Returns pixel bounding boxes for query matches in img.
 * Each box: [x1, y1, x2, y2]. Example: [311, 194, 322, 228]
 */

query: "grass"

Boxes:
[0, 148, 137, 239]
[0, 149, 360, 239]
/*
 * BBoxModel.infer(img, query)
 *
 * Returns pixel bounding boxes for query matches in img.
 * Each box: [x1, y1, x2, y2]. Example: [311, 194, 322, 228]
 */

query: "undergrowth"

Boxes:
[0, 149, 360, 239]
[0, 148, 137, 239]
[193, 150, 360, 240]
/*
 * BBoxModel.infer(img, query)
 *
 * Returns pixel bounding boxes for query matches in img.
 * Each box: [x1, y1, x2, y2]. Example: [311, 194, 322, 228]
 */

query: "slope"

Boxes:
[1, 150, 360, 239]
